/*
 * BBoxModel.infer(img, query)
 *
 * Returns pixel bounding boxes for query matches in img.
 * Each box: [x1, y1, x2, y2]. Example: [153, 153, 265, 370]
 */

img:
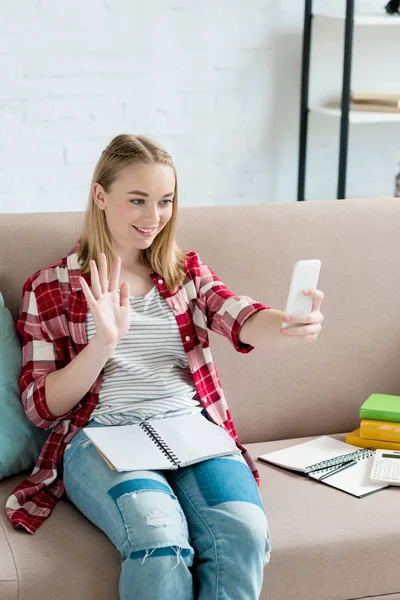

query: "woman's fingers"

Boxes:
[283, 289, 324, 325]
[108, 256, 121, 293]
[305, 288, 324, 311]
[119, 281, 130, 308]
[282, 289, 324, 343]
[283, 323, 322, 336]
[283, 311, 324, 325]
[98, 253, 108, 294]
[79, 276, 96, 308]
[87, 253, 125, 301]
[89, 260, 102, 298]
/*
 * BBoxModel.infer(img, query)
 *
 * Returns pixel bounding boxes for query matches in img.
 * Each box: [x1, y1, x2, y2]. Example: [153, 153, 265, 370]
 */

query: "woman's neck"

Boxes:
[113, 245, 142, 271]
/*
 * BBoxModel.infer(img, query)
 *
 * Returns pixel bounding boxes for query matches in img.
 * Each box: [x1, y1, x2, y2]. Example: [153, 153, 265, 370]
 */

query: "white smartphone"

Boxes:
[281, 259, 321, 329]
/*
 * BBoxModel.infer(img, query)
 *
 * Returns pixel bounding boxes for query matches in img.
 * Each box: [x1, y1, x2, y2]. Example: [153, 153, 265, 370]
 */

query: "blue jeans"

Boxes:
[63, 420, 271, 600]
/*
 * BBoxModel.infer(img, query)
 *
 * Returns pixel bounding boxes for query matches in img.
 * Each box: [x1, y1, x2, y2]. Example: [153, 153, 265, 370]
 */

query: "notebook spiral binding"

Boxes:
[140, 422, 182, 467]
[304, 447, 375, 474]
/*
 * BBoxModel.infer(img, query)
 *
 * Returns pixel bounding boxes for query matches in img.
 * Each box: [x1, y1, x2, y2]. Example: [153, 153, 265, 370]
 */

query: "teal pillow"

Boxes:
[0, 292, 48, 480]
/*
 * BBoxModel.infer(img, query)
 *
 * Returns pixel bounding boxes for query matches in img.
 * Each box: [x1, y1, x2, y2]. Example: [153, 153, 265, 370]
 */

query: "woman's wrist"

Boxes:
[89, 335, 117, 358]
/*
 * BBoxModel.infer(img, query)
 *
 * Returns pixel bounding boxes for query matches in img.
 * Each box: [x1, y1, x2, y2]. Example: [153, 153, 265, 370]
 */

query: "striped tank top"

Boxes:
[85, 285, 202, 425]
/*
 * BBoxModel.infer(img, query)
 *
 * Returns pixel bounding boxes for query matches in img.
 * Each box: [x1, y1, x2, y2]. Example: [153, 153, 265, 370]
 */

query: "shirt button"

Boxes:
[185, 335, 190, 341]
[174, 303, 179, 310]
[158, 279, 163, 284]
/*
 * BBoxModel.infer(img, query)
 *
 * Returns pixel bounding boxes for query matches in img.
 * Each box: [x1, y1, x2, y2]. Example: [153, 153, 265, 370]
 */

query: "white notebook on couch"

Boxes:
[83, 411, 240, 472]
[258, 436, 389, 498]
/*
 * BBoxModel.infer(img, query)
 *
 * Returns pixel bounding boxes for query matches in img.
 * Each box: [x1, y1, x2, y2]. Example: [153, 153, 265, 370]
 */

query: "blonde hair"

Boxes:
[77, 134, 187, 293]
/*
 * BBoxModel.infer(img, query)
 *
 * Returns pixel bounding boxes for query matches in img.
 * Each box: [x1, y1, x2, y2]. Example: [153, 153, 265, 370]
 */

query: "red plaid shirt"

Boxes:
[6, 242, 269, 534]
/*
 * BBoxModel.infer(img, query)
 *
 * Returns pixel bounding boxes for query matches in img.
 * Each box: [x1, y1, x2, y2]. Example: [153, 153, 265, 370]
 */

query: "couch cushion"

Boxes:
[1, 435, 399, 600]
[0, 293, 48, 480]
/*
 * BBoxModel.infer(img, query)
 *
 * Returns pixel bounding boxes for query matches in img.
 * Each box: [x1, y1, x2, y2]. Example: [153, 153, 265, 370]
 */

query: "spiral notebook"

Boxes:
[83, 411, 240, 472]
[258, 436, 389, 497]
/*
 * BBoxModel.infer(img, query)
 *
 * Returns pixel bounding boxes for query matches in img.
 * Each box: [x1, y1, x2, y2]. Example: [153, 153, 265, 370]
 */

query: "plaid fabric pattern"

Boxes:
[5, 242, 269, 534]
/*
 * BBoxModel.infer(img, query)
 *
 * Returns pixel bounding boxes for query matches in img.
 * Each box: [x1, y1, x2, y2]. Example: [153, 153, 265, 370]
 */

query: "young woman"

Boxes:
[6, 134, 324, 600]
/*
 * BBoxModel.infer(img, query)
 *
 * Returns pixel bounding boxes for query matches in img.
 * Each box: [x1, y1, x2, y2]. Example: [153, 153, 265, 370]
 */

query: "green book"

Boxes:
[359, 394, 400, 422]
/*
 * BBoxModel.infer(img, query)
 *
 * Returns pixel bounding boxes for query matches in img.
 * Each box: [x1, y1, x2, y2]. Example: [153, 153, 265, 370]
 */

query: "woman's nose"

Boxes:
[143, 204, 159, 223]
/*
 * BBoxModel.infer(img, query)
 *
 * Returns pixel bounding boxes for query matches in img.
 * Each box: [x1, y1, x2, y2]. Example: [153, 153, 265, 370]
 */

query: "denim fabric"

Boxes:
[63, 421, 271, 600]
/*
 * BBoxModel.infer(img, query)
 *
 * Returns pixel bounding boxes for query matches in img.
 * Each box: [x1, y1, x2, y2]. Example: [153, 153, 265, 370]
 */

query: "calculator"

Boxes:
[370, 449, 400, 485]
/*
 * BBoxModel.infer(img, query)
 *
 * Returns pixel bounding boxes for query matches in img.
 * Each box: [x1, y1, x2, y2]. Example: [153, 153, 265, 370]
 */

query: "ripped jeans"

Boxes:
[63, 420, 271, 600]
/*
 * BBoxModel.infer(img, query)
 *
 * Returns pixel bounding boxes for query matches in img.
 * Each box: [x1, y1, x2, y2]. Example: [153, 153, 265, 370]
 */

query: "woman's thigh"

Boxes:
[169, 452, 271, 561]
[62, 427, 192, 557]
[168, 453, 270, 599]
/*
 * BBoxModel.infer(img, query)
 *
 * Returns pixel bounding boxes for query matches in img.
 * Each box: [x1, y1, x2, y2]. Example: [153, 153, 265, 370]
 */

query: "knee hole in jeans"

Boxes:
[108, 480, 193, 564]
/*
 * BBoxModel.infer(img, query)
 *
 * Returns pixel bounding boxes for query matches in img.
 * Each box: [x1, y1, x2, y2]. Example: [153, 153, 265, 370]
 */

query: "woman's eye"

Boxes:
[130, 199, 172, 205]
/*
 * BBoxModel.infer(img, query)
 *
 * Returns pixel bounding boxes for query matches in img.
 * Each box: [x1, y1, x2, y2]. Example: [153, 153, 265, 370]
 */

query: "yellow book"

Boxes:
[360, 419, 400, 442]
[346, 428, 400, 451]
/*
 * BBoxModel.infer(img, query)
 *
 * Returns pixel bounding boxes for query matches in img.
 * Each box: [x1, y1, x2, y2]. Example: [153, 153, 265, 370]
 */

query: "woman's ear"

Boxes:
[93, 183, 107, 210]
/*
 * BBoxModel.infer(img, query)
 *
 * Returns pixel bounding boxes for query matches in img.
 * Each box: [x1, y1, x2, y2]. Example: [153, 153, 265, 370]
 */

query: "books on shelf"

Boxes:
[350, 91, 400, 113]
[351, 102, 400, 113]
[351, 91, 400, 106]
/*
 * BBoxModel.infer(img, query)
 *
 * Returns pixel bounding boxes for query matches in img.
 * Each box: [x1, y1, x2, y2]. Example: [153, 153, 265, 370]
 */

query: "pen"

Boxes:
[306, 457, 356, 475]
[317, 459, 357, 481]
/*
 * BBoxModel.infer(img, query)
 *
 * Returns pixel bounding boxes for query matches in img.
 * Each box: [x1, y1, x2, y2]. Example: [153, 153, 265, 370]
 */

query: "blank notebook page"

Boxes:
[258, 436, 357, 472]
[84, 423, 174, 471]
[258, 436, 388, 497]
[84, 411, 239, 472]
[308, 455, 388, 497]
[152, 412, 239, 465]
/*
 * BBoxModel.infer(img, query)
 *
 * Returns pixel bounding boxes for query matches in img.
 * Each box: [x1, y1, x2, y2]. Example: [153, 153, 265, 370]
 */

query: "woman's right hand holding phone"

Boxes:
[79, 253, 131, 348]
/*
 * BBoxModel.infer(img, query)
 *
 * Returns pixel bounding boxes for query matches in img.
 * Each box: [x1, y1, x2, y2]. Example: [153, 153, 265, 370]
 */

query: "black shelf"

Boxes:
[297, 0, 355, 201]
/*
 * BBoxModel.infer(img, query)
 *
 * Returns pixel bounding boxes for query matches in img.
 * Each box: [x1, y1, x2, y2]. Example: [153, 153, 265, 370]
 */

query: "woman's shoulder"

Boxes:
[23, 241, 80, 293]
[183, 250, 218, 279]
[183, 250, 203, 272]
[23, 254, 70, 294]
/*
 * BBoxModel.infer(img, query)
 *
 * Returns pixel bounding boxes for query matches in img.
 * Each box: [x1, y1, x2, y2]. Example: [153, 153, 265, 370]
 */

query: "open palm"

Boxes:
[79, 253, 131, 347]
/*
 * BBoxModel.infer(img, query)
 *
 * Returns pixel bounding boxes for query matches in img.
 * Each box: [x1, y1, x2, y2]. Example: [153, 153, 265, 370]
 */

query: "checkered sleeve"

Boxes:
[16, 282, 67, 430]
[198, 260, 270, 353]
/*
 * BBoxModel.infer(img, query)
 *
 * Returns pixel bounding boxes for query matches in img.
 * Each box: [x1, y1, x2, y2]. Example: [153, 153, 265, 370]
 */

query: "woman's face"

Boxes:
[93, 163, 175, 253]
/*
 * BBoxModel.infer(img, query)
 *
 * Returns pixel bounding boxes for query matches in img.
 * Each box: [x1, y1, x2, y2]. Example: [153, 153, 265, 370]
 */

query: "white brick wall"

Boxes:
[0, 0, 398, 213]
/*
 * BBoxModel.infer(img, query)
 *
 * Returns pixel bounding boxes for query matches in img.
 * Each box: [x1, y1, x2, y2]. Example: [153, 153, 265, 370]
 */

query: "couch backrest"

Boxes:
[1, 199, 400, 444]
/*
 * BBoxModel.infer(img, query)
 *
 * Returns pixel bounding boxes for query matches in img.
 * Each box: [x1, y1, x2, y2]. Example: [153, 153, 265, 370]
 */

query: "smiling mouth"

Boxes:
[132, 226, 157, 233]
